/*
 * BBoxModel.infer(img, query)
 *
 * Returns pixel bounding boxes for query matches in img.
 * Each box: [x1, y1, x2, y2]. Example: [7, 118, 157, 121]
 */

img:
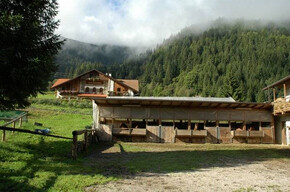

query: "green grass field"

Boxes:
[0, 92, 290, 191]
[0, 94, 114, 192]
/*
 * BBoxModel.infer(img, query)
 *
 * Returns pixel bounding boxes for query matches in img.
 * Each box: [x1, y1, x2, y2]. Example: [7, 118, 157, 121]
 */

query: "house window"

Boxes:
[99, 88, 103, 94]
[85, 87, 90, 93]
[92, 87, 96, 93]
[117, 88, 121, 92]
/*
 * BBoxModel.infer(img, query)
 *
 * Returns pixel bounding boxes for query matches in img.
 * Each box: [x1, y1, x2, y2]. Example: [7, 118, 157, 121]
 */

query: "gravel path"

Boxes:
[86, 159, 289, 192]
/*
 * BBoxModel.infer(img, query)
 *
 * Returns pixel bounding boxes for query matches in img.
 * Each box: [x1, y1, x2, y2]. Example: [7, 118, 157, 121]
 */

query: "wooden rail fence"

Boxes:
[0, 126, 72, 140]
[1, 112, 28, 141]
[72, 129, 97, 160]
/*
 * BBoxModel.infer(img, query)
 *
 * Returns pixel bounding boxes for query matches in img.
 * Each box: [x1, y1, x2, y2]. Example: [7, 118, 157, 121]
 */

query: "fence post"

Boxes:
[12, 121, 16, 134]
[2, 130, 5, 141]
[19, 117, 22, 128]
[84, 131, 88, 151]
[72, 132, 78, 160]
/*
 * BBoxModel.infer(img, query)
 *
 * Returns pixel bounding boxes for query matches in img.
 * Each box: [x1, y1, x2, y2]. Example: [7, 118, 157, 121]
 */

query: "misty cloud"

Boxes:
[56, 0, 290, 47]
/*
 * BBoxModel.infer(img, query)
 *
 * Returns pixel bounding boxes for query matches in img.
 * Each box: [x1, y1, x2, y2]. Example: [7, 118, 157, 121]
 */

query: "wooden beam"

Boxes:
[268, 88, 270, 102]
[284, 83, 287, 98]
[0, 126, 72, 140]
[273, 88, 276, 101]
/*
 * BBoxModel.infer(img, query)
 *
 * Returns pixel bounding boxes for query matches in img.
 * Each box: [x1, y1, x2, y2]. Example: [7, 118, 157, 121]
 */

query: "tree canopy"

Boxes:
[0, 0, 63, 110]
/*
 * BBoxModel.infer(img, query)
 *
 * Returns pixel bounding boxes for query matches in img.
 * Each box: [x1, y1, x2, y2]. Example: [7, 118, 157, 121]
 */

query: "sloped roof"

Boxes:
[51, 79, 70, 89]
[50, 70, 139, 92]
[106, 96, 236, 102]
[263, 75, 290, 90]
[92, 96, 272, 110]
[118, 79, 139, 92]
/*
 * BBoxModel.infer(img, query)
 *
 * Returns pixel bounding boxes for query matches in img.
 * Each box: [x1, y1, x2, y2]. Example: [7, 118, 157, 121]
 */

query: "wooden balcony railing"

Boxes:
[231, 130, 264, 138]
[112, 128, 146, 136]
[175, 129, 207, 137]
[273, 98, 290, 115]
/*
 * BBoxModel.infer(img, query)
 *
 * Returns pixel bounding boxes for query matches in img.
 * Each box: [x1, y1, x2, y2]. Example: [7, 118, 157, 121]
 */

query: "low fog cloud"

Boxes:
[56, 0, 290, 47]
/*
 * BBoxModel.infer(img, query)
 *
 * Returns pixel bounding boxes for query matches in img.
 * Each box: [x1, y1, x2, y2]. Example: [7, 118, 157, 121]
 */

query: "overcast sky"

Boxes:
[56, 0, 290, 47]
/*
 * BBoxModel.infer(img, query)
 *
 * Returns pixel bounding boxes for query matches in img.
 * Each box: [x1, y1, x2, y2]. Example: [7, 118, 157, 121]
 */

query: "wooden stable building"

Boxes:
[91, 96, 275, 144]
[263, 75, 290, 145]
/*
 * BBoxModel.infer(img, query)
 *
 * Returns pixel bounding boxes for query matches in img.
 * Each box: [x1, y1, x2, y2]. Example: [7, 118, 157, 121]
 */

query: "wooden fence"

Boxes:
[1, 112, 27, 141]
[0, 126, 72, 140]
[72, 129, 97, 160]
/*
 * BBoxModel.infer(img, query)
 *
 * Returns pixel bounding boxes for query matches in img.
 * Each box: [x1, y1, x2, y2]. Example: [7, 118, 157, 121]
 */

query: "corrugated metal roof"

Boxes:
[106, 96, 236, 102]
[92, 96, 272, 110]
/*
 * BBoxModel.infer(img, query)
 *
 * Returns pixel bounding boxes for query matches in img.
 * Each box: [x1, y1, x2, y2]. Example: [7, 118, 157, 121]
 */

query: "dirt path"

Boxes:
[86, 159, 289, 192]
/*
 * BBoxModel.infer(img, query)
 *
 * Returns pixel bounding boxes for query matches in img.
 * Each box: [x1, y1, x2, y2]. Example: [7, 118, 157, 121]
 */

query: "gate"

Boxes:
[146, 126, 175, 143]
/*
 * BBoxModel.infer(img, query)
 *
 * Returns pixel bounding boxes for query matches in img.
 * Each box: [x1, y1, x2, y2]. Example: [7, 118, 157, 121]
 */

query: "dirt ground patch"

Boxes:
[85, 143, 290, 192]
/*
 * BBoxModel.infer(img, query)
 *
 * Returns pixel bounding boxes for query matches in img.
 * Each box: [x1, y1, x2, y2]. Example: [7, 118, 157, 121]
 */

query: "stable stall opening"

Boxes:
[219, 121, 230, 128]
[175, 120, 188, 129]
[205, 121, 216, 128]
[132, 119, 146, 128]
[114, 118, 130, 128]
[191, 120, 205, 130]
[231, 121, 244, 130]
[147, 119, 159, 126]
[161, 121, 174, 127]
[246, 122, 259, 131]
[261, 122, 271, 128]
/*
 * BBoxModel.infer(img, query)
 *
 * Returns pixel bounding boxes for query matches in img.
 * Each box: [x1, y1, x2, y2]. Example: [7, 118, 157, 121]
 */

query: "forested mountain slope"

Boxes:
[55, 38, 135, 74]
[62, 21, 290, 102]
[138, 22, 290, 102]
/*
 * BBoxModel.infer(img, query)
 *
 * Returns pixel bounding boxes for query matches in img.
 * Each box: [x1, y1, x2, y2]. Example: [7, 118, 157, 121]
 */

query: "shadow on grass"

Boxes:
[1, 140, 289, 191]
[88, 142, 290, 176]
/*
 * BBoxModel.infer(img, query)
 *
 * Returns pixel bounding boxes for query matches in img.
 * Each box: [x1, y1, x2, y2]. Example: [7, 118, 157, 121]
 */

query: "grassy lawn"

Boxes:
[0, 93, 290, 191]
[0, 95, 115, 192]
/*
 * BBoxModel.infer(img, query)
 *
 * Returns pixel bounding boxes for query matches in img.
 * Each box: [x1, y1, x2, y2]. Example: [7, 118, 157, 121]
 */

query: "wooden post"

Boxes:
[19, 117, 22, 128]
[112, 118, 115, 129]
[2, 130, 5, 142]
[273, 88, 276, 101]
[284, 83, 287, 98]
[12, 121, 16, 134]
[173, 120, 175, 128]
[271, 116, 275, 144]
[216, 121, 220, 144]
[187, 120, 191, 130]
[72, 134, 78, 160]
[84, 131, 88, 151]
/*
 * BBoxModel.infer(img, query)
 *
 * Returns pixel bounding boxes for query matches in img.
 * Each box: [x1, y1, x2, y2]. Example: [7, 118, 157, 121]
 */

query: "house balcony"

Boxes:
[273, 98, 290, 115]
[59, 90, 79, 95]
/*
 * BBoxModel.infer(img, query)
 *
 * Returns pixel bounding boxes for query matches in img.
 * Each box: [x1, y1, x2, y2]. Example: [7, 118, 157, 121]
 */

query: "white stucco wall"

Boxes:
[286, 121, 290, 145]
